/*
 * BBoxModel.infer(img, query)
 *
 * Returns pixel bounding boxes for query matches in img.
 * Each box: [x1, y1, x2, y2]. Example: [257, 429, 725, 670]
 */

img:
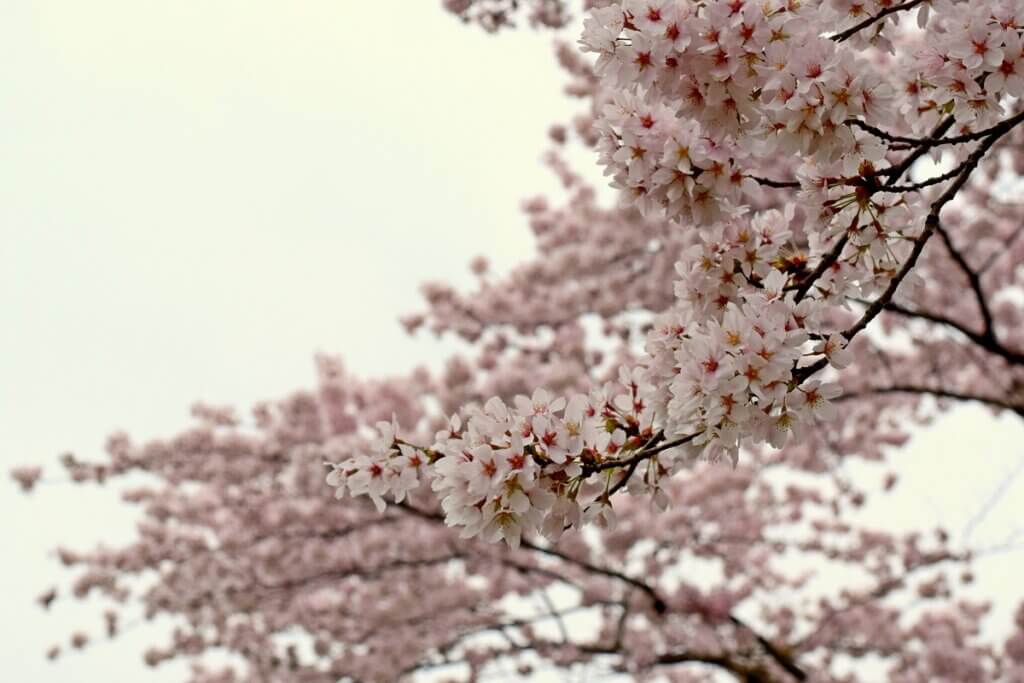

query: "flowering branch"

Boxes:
[327, 1, 1024, 557]
[21, 3, 1024, 681]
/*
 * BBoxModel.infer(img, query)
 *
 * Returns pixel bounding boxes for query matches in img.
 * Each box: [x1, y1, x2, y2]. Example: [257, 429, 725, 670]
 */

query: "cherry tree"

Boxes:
[14, 0, 1024, 681]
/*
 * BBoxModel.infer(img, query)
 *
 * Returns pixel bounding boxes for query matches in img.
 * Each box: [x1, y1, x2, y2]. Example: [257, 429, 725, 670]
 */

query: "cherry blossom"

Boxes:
[14, 1, 1024, 681]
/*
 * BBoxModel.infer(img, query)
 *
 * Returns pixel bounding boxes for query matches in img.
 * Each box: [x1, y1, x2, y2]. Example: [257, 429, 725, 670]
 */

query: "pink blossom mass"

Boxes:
[14, 1, 1024, 681]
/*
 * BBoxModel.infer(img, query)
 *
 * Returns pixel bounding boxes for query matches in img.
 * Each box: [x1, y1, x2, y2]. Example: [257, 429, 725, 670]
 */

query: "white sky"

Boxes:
[2, 2, 1022, 681]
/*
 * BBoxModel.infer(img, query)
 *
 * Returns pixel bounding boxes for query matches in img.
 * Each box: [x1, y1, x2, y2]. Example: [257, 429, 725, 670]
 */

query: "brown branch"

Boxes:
[798, 117, 1016, 383]
[878, 116, 956, 186]
[584, 642, 787, 682]
[791, 115, 972, 309]
[654, 650, 772, 681]
[539, 589, 569, 643]
[655, 650, 741, 668]
[607, 457, 642, 497]
[730, 615, 807, 681]
[584, 432, 699, 475]
[881, 302, 1024, 366]
[835, 384, 1024, 417]
[522, 538, 668, 614]
[794, 552, 962, 652]
[851, 109, 1024, 150]
[793, 234, 848, 303]
[393, 506, 807, 679]
[748, 174, 801, 189]
[829, 0, 926, 42]
[882, 163, 970, 193]
[934, 222, 996, 338]
[523, 549, 806, 679]
[581, 643, 781, 682]
[500, 556, 586, 590]
[981, 224, 1024, 274]
[845, 218, 938, 341]
[576, 431, 702, 505]
[395, 501, 669, 613]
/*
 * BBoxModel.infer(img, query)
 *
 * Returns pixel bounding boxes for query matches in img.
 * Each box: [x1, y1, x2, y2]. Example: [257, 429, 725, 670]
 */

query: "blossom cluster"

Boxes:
[585, 0, 1024, 218]
[18, 1, 1024, 679]
[328, 375, 682, 547]
[645, 208, 850, 464]
[584, 0, 893, 223]
[899, 0, 1024, 132]
[328, 0, 1024, 544]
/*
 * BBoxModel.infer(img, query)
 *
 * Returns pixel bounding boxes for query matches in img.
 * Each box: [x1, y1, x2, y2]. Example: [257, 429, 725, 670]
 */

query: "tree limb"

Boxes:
[933, 221, 996, 339]
[835, 384, 1024, 417]
[829, 0, 926, 43]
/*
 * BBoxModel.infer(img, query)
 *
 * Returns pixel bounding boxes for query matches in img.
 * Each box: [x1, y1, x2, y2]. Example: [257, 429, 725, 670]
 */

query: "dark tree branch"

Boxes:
[797, 118, 1017, 383]
[851, 109, 1024, 151]
[881, 302, 1024, 366]
[981, 224, 1024, 273]
[585, 643, 778, 682]
[539, 589, 570, 643]
[395, 500, 669, 612]
[607, 457, 641, 497]
[845, 219, 937, 341]
[836, 384, 1024, 417]
[794, 234, 848, 303]
[792, 115, 974, 306]
[934, 222, 996, 338]
[794, 552, 963, 652]
[521, 538, 668, 613]
[878, 116, 956, 185]
[584, 431, 698, 475]
[730, 615, 808, 681]
[882, 163, 971, 193]
[829, 0, 926, 43]
[394, 500, 807, 681]
[748, 174, 801, 189]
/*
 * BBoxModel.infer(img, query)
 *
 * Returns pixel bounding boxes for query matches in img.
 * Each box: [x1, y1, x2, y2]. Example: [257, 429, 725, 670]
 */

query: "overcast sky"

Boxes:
[2, 2, 1023, 681]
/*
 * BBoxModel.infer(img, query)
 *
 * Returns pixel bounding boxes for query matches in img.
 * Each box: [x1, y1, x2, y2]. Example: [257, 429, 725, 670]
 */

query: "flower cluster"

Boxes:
[19, 2, 1024, 679]
[328, 377, 684, 547]
[584, 0, 893, 223]
[326, 418, 424, 513]
[645, 208, 849, 464]
[898, 1, 1024, 132]
[328, 0, 1024, 545]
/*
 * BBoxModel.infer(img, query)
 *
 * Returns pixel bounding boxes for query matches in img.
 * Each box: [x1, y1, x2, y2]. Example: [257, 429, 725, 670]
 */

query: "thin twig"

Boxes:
[829, 0, 926, 42]
[882, 163, 969, 193]
[747, 174, 801, 189]
[934, 222, 996, 338]
[835, 384, 1024, 417]
[584, 432, 698, 475]
[797, 118, 1014, 383]
[850, 109, 1024, 151]
[730, 614, 808, 681]
[794, 234, 848, 303]
[879, 116, 956, 185]
[882, 301, 1024, 366]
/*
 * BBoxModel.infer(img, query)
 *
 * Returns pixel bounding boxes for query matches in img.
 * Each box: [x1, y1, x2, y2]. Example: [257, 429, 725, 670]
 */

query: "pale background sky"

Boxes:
[2, 2, 1022, 681]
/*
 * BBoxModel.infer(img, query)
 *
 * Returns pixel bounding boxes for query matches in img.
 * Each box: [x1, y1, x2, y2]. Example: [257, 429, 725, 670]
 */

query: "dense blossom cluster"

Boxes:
[16, 1, 1024, 681]
[646, 208, 851, 461]
[329, 372, 686, 546]
[331, 0, 1024, 543]
[582, 0, 896, 221]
